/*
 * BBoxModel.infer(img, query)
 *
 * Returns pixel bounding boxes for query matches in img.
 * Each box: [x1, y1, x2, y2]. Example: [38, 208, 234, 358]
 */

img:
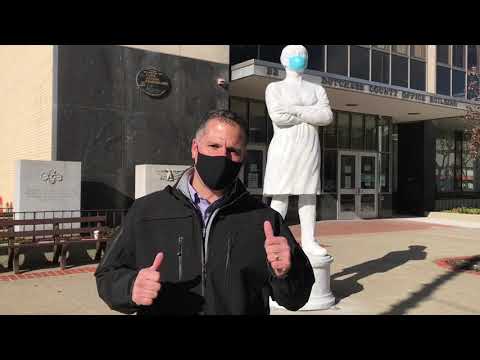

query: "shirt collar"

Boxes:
[187, 177, 205, 205]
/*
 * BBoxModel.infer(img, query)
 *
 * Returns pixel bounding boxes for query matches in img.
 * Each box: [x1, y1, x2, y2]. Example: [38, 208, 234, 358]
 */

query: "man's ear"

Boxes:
[191, 138, 198, 164]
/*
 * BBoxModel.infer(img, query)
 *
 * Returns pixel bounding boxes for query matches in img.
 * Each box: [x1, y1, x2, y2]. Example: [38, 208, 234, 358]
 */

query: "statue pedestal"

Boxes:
[299, 254, 335, 310]
[270, 253, 336, 311]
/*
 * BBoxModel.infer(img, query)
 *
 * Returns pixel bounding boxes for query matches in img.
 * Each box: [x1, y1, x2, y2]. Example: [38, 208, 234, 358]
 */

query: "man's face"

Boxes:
[191, 118, 246, 165]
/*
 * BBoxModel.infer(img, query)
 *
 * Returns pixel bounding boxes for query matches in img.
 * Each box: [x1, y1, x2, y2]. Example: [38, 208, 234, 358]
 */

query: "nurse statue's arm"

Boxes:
[289, 85, 334, 126]
[265, 84, 302, 127]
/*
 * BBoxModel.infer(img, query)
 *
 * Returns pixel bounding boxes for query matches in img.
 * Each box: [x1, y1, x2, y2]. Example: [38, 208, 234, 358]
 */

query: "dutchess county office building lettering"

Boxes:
[1, 45, 480, 221]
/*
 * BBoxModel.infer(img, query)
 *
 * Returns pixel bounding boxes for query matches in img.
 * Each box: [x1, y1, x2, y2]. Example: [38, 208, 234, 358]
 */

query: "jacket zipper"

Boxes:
[201, 193, 247, 300]
[172, 187, 248, 303]
[225, 235, 232, 293]
[177, 236, 183, 281]
[201, 226, 207, 297]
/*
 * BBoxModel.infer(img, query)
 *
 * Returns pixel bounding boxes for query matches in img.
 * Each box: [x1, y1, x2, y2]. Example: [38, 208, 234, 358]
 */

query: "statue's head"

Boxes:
[280, 45, 308, 73]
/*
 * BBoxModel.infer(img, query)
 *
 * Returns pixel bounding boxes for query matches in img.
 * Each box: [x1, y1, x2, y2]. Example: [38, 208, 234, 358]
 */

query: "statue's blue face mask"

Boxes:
[288, 55, 307, 71]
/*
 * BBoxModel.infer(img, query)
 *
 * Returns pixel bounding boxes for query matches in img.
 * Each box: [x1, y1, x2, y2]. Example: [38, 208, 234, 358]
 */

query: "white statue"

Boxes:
[263, 45, 333, 257]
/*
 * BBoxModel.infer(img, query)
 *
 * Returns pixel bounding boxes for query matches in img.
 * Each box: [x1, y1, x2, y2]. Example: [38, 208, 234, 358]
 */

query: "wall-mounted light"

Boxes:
[217, 78, 229, 90]
[408, 112, 420, 115]
[345, 103, 358, 107]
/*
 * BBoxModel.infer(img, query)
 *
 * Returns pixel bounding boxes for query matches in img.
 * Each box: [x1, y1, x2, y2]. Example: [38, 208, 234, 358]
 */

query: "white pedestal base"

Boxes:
[270, 254, 335, 312]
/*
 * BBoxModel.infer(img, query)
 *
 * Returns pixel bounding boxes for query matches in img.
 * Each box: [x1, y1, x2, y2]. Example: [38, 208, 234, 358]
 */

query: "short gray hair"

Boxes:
[195, 109, 249, 145]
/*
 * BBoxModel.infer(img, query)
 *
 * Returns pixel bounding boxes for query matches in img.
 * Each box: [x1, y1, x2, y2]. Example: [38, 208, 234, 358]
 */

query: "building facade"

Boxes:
[1, 45, 479, 221]
[0, 45, 229, 210]
[229, 45, 480, 220]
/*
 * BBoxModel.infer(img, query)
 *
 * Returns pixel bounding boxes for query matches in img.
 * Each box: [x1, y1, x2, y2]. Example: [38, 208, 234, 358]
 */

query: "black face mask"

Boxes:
[195, 152, 242, 191]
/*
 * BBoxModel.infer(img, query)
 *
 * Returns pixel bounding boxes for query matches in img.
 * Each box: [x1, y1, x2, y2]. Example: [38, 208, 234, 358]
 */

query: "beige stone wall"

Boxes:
[426, 45, 436, 94]
[0, 45, 54, 207]
[122, 45, 229, 64]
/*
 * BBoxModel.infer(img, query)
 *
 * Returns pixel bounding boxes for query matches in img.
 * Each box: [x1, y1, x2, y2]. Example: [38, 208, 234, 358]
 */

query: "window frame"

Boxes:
[436, 45, 468, 98]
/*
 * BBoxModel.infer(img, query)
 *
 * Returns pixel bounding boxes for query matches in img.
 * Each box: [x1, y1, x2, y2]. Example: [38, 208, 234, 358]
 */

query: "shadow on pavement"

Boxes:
[381, 255, 480, 315]
[331, 245, 428, 301]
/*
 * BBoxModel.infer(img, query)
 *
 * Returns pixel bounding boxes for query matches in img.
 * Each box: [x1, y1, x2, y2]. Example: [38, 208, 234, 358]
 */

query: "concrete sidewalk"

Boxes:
[273, 218, 480, 315]
[1, 217, 479, 315]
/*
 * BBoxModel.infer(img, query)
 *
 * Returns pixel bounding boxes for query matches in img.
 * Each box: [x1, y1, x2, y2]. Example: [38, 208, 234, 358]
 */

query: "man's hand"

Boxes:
[264, 221, 291, 278]
[132, 252, 164, 306]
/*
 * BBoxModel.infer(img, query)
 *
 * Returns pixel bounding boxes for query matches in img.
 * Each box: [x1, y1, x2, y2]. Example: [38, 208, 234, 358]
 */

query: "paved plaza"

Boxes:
[1, 217, 479, 315]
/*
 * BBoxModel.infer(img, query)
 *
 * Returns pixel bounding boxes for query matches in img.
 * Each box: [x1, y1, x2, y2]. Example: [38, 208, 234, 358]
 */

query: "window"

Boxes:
[392, 125, 398, 193]
[365, 115, 377, 151]
[380, 153, 390, 193]
[468, 45, 478, 70]
[437, 45, 450, 65]
[323, 150, 337, 192]
[371, 49, 390, 84]
[378, 117, 390, 153]
[436, 45, 469, 98]
[467, 45, 479, 100]
[372, 45, 390, 51]
[248, 101, 267, 143]
[351, 113, 364, 150]
[411, 45, 426, 59]
[258, 45, 284, 63]
[244, 150, 264, 189]
[230, 45, 259, 65]
[452, 69, 466, 98]
[391, 55, 408, 87]
[324, 113, 337, 148]
[350, 45, 370, 80]
[337, 111, 350, 148]
[454, 131, 463, 191]
[452, 45, 465, 69]
[434, 119, 480, 193]
[306, 45, 324, 72]
[327, 45, 348, 76]
[230, 97, 248, 123]
[229, 97, 269, 144]
[410, 59, 426, 91]
[435, 132, 455, 192]
[436, 65, 451, 96]
[462, 133, 475, 191]
[370, 45, 426, 90]
[392, 45, 408, 55]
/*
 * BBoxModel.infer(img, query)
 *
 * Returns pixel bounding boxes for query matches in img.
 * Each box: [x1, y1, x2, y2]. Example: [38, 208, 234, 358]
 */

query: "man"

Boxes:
[95, 110, 315, 315]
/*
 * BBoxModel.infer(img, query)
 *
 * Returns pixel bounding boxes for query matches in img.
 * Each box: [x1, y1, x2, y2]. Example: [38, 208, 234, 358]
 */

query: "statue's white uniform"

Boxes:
[266, 45, 336, 311]
[263, 79, 333, 195]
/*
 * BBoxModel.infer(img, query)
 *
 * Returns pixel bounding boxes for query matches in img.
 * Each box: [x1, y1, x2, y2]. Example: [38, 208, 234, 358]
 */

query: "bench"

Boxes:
[0, 215, 109, 273]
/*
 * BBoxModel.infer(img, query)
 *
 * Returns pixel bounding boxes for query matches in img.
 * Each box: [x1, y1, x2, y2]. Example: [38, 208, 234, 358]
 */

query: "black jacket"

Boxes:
[95, 169, 314, 315]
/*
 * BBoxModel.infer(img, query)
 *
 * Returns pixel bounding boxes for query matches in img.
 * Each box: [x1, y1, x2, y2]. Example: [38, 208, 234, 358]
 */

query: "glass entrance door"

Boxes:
[338, 151, 378, 219]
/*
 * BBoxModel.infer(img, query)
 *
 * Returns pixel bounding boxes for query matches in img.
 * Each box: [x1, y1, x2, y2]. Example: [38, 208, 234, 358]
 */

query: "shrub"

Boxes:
[444, 207, 480, 215]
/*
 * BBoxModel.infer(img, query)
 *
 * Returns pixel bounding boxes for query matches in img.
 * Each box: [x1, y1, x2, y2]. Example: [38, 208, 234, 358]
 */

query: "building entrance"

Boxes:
[337, 150, 378, 219]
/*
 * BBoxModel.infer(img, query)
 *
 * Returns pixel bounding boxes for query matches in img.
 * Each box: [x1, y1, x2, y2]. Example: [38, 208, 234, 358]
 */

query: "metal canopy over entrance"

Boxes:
[230, 59, 469, 123]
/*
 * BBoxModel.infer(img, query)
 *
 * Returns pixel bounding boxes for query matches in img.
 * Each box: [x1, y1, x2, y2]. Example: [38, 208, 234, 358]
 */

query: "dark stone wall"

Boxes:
[54, 45, 229, 210]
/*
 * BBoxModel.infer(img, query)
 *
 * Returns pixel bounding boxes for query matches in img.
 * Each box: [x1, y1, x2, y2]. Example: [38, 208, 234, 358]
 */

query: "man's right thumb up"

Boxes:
[149, 252, 164, 271]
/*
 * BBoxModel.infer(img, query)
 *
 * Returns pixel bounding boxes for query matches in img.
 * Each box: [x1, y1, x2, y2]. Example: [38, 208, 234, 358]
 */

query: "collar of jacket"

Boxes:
[169, 166, 248, 209]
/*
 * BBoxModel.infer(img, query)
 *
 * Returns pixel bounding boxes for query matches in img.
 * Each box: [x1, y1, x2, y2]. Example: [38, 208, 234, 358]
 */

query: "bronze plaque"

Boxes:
[136, 68, 171, 98]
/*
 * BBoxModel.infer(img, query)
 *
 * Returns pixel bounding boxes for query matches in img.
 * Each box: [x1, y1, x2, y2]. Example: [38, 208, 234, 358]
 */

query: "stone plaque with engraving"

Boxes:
[135, 164, 190, 199]
[14, 160, 81, 231]
[15, 160, 81, 212]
